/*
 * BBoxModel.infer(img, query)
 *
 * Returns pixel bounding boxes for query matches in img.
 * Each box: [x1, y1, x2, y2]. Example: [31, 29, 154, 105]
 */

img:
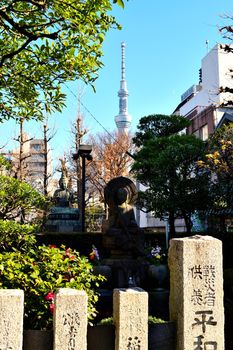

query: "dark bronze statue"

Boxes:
[53, 158, 73, 207]
[45, 158, 80, 233]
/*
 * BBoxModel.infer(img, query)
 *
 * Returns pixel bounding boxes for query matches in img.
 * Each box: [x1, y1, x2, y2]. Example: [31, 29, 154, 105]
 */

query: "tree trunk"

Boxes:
[168, 211, 176, 239]
[183, 212, 193, 234]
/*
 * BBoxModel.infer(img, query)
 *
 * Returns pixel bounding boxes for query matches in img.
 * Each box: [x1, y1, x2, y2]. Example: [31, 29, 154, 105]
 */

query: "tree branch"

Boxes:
[0, 9, 60, 66]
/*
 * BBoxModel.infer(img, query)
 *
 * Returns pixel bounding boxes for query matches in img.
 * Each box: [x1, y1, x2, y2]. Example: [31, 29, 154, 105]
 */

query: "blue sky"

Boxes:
[1, 0, 232, 167]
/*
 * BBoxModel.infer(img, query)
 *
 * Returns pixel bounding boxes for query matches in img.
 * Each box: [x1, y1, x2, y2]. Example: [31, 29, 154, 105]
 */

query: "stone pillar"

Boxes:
[169, 235, 224, 350]
[53, 288, 88, 350]
[0, 289, 24, 350]
[113, 288, 148, 350]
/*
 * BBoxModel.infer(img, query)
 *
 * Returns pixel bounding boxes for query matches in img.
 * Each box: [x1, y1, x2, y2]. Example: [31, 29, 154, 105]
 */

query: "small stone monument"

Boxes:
[0, 289, 24, 350]
[53, 288, 88, 350]
[169, 235, 224, 350]
[113, 288, 148, 350]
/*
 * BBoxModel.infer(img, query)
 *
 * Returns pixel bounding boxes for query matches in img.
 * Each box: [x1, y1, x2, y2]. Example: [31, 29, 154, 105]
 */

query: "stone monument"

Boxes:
[53, 288, 88, 350]
[0, 289, 24, 350]
[168, 235, 224, 350]
[113, 288, 148, 350]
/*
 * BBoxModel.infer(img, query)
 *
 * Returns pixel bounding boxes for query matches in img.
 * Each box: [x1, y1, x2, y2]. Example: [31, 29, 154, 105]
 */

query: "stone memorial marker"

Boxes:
[113, 288, 148, 350]
[0, 289, 24, 350]
[169, 235, 224, 350]
[53, 288, 88, 350]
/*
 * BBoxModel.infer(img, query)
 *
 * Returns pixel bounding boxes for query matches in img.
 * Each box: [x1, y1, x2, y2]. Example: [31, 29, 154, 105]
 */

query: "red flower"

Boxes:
[49, 244, 57, 249]
[89, 252, 95, 260]
[45, 292, 54, 301]
[49, 303, 54, 314]
[65, 248, 75, 260]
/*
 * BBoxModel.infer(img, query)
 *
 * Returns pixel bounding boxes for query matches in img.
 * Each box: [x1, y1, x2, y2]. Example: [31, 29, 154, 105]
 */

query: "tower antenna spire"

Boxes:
[115, 42, 132, 134]
[121, 41, 125, 81]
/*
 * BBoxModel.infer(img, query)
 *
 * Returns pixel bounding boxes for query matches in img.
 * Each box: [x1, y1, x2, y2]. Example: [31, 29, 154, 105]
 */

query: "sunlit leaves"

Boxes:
[0, 0, 122, 121]
[0, 175, 46, 220]
[198, 123, 233, 211]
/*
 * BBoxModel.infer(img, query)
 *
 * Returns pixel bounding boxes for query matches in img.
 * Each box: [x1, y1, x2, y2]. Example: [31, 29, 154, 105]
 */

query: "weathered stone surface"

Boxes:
[0, 289, 24, 350]
[169, 235, 224, 350]
[113, 288, 148, 350]
[53, 288, 88, 350]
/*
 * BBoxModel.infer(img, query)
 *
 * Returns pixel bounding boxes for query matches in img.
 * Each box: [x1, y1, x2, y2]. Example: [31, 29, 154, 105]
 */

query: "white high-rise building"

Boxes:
[115, 42, 132, 134]
[173, 43, 233, 139]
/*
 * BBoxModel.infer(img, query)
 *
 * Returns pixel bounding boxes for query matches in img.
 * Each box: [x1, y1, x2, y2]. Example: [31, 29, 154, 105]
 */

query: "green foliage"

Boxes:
[0, 175, 46, 220]
[113, 0, 128, 8]
[0, 155, 12, 172]
[198, 123, 233, 212]
[132, 115, 210, 233]
[0, 0, 122, 121]
[0, 220, 37, 252]
[0, 245, 105, 330]
[98, 316, 114, 325]
[133, 114, 190, 147]
[98, 315, 166, 325]
[148, 315, 165, 324]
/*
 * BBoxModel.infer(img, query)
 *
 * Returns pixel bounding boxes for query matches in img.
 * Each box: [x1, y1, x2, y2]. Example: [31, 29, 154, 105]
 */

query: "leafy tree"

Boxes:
[133, 114, 190, 147]
[198, 123, 233, 230]
[0, 219, 37, 252]
[200, 123, 233, 179]
[0, 174, 46, 221]
[0, 0, 123, 121]
[132, 115, 210, 235]
[0, 154, 11, 174]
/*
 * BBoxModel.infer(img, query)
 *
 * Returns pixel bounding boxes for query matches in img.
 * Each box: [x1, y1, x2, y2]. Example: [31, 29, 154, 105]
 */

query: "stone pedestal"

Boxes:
[169, 235, 224, 350]
[0, 289, 24, 350]
[53, 288, 88, 350]
[113, 288, 148, 350]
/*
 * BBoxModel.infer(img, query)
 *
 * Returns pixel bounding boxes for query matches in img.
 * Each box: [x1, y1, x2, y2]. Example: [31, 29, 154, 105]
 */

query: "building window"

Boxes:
[32, 144, 41, 151]
[200, 124, 208, 141]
